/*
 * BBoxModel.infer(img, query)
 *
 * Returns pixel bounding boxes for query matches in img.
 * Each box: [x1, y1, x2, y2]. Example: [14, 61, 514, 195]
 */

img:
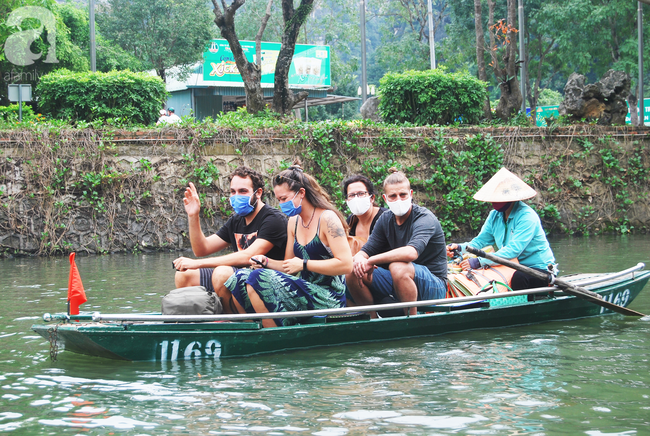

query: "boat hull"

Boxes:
[32, 271, 650, 361]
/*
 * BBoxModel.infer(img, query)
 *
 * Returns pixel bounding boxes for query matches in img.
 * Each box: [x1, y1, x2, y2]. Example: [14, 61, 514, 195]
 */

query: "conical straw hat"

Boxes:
[473, 167, 537, 202]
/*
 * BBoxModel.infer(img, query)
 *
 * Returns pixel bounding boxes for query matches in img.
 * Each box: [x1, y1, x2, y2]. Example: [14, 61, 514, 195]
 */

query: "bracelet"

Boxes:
[264, 256, 269, 268]
[303, 258, 308, 272]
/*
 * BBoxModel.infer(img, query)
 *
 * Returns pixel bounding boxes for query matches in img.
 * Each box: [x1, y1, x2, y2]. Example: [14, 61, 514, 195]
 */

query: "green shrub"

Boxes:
[0, 104, 37, 122]
[36, 70, 168, 125]
[379, 69, 486, 126]
[537, 88, 563, 106]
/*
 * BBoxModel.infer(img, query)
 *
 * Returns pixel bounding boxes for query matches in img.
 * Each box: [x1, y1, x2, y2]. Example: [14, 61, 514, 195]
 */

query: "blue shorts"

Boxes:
[369, 264, 446, 302]
[199, 267, 236, 293]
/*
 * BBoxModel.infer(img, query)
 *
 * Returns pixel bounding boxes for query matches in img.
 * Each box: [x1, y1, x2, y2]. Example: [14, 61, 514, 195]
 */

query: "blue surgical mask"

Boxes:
[279, 191, 302, 217]
[230, 194, 257, 216]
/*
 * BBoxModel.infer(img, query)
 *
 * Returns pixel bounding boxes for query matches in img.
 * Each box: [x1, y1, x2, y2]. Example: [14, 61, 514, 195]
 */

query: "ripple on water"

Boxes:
[38, 416, 158, 430]
[385, 414, 489, 429]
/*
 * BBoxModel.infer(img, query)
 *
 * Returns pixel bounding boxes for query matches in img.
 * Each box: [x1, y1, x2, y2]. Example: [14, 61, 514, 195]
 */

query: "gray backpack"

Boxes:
[161, 286, 223, 315]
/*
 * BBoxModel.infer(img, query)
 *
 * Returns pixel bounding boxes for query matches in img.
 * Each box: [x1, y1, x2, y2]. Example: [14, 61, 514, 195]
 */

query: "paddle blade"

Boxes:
[570, 286, 645, 317]
[68, 252, 87, 315]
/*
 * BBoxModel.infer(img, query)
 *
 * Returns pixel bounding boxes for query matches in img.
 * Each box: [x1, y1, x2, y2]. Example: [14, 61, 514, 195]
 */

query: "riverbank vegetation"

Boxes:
[0, 108, 648, 256]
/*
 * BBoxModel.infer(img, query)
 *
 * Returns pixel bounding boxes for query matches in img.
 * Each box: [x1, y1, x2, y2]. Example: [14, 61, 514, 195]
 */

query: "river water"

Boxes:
[1, 235, 650, 435]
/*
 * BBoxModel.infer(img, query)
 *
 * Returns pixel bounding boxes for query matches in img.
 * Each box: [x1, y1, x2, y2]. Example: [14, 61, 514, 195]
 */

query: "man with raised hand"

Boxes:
[173, 167, 287, 313]
[346, 168, 447, 317]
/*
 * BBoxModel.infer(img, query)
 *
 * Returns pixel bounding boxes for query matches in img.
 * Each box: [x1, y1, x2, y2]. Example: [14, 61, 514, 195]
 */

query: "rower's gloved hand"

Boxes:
[468, 258, 481, 269]
[459, 257, 481, 271]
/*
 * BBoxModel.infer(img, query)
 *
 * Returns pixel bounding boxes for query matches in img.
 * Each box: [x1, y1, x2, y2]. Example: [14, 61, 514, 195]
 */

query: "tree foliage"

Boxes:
[444, 0, 650, 118]
[0, 0, 89, 103]
[57, 2, 144, 73]
[368, 0, 448, 82]
[98, 0, 215, 82]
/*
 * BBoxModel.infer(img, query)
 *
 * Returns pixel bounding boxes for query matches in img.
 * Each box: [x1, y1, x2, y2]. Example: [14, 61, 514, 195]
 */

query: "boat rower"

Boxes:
[446, 167, 558, 291]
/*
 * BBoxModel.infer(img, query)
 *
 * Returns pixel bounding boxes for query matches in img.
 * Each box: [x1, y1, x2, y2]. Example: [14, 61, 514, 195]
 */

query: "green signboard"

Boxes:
[625, 98, 650, 125]
[203, 40, 331, 88]
[534, 105, 560, 126]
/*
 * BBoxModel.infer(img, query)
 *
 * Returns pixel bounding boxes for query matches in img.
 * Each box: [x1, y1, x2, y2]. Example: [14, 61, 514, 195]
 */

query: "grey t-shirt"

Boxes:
[361, 204, 447, 280]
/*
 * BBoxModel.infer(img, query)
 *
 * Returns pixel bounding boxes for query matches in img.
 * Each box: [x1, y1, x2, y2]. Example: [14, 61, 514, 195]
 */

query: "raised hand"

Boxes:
[183, 182, 201, 217]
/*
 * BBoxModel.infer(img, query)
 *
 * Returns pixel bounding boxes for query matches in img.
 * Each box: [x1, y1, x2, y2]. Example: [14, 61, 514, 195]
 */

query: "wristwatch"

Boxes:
[303, 258, 308, 272]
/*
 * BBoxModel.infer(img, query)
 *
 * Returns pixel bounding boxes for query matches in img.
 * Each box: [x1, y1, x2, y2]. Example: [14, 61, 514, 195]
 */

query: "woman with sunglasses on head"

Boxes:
[343, 174, 387, 256]
[224, 160, 353, 328]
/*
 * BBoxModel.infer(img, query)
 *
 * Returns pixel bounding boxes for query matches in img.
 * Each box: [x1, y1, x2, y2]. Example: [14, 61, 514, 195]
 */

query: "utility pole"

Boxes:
[639, 1, 645, 126]
[360, 0, 367, 103]
[427, 0, 436, 69]
[518, 0, 526, 114]
[90, 0, 96, 72]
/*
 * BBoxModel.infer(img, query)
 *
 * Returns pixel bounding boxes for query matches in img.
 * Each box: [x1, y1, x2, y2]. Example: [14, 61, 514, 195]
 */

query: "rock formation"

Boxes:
[559, 70, 631, 125]
[360, 96, 382, 122]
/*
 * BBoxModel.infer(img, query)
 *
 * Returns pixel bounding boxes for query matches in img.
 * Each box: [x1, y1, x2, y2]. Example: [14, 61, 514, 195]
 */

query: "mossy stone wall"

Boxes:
[0, 125, 648, 256]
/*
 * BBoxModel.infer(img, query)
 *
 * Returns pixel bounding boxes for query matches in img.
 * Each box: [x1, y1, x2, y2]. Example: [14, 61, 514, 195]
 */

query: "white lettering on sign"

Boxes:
[159, 339, 222, 361]
[210, 61, 239, 77]
[600, 289, 631, 314]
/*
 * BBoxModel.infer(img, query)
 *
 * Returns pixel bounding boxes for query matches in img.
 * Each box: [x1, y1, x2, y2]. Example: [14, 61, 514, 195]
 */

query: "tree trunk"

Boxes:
[271, 0, 313, 115]
[474, 0, 491, 120]
[211, 0, 268, 114]
[494, 0, 522, 121]
[255, 0, 274, 70]
[157, 68, 167, 84]
[628, 91, 639, 126]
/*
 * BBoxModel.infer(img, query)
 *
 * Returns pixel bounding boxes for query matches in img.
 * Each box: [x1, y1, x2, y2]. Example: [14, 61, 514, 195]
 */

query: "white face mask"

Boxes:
[386, 197, 412, 217]
[347, 196, 372, 216]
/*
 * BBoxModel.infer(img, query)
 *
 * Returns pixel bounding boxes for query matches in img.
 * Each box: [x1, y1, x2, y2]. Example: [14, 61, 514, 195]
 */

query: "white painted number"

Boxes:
[159, 339, 222, 361]
[184, 341, 202, 359]
[205, 340, 222, 358]
[600, 289, 631, 314]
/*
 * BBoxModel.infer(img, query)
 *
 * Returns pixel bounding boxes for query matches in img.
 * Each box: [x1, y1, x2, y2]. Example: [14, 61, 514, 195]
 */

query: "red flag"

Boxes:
[68, 252, 87, 315]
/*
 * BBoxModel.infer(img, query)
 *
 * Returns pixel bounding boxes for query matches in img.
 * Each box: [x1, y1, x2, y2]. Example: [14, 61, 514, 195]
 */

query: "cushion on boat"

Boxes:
[161, 286, 223, 315]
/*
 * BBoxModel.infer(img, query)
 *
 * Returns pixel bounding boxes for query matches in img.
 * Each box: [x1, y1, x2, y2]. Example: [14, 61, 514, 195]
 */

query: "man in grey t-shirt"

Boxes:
[347, 170, 447, 316]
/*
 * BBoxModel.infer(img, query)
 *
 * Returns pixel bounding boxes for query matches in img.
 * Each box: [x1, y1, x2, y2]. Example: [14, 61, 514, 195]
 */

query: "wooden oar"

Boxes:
[465, 247, 645, 317]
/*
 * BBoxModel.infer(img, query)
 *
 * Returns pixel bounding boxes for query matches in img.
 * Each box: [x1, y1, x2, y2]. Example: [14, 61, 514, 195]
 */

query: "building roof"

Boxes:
[227, 94, 361, 108]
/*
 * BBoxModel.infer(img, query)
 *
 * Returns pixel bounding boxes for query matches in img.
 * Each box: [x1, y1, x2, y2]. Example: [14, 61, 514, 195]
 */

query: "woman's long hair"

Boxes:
[273, 159, 348, 231]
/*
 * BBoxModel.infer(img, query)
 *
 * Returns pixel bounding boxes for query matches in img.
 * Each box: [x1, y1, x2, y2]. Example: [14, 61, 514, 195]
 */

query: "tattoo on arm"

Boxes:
[326, 214, 346, 239]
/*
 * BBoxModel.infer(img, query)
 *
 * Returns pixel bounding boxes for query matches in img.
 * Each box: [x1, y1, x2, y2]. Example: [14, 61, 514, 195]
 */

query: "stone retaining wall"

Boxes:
[0, 125, 648, 256]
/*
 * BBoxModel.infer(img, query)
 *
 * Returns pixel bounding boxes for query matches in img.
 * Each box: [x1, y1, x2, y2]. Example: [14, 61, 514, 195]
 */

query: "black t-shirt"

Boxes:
[361, 204, 447, 280]
[346, 207, 387, 236]
[216, 204, 288, 260]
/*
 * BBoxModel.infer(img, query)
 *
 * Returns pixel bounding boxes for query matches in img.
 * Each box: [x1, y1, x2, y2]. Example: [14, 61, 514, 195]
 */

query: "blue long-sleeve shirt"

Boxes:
[460, 201, 556, 271]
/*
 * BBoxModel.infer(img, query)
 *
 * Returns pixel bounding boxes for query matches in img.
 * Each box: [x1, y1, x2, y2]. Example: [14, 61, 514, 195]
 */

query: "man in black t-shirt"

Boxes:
[173, 167, 287, 312]
[347, 170, 447, 317]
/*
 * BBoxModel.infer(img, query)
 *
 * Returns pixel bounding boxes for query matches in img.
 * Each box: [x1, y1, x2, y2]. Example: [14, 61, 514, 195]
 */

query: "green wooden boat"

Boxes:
[32, 264, 649, 361]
